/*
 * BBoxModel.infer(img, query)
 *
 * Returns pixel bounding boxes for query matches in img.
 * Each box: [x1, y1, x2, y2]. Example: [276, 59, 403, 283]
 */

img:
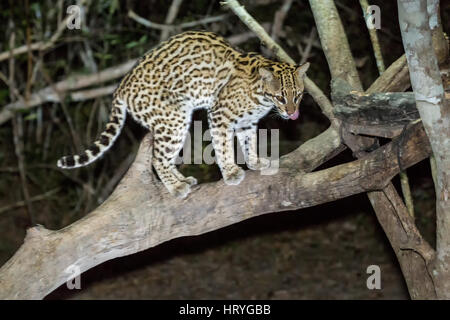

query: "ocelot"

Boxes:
[57, 31, 310, 198]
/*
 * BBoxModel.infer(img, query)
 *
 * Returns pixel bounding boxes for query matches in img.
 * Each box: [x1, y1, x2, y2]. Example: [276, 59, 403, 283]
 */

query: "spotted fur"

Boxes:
[57, 31, 310, 198]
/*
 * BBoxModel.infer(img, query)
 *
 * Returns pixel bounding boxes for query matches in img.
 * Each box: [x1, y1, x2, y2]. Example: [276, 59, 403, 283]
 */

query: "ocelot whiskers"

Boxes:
[57, 31, 310, 198]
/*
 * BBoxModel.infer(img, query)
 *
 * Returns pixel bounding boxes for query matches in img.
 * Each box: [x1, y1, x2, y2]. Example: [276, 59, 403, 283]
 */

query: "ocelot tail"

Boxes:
[57, 31, 310, 198]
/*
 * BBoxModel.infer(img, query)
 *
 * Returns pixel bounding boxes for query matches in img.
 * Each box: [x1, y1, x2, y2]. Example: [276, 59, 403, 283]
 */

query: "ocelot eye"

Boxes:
[275, 96, 286, 104]
[294, 93, 304, 104]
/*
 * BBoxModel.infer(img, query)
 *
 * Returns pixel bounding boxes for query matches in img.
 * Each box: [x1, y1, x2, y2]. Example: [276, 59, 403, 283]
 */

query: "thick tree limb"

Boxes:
[366, 55, 411, 94]
[369, 185, 437, 299]
[309, 0, 362, 91]
[331, 83, 420, 138]
[332, 80, 419, 126]
[0, 121, 431, 299]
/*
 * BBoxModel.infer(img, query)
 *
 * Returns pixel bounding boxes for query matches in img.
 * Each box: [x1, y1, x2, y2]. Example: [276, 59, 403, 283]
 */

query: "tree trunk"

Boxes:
[398, 0, 450, 299]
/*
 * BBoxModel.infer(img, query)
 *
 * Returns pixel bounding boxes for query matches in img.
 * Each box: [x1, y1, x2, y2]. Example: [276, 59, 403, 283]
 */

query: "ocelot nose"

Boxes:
[287, 109, 299, 120]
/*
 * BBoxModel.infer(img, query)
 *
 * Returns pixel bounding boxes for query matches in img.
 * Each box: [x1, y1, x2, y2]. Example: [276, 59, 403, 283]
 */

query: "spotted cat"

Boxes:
[57, 31, 310, 198]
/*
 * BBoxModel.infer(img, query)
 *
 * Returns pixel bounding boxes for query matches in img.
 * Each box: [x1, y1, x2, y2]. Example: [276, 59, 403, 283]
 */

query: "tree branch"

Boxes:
[0, 122, 431, 299]
[128, 10, 230, 34]
[0, 60, 138, 125]
[309, 0, 362, 91]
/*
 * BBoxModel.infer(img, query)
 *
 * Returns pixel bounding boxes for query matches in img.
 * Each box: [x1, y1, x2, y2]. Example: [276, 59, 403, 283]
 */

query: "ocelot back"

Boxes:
[57, 31, 310, 198]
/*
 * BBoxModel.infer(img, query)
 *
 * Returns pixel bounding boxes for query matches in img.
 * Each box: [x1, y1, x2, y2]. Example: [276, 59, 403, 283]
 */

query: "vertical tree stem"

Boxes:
[360, 0, 415, 217]
[359, 0, 385, 74]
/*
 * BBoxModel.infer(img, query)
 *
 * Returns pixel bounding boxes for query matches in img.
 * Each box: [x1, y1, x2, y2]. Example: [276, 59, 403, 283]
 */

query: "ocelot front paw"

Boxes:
[247, 157, 271, 170]
[223, 165, 245, 185]
[168, 181, 191, 199]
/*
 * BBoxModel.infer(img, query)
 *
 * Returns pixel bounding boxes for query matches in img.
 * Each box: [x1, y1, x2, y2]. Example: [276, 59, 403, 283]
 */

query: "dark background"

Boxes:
[0, 0, 448, 299]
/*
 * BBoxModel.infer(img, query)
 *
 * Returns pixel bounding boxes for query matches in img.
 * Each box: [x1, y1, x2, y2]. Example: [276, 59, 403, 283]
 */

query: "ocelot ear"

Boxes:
[258, 67, 273, 82]
[295, 62, 310, 79]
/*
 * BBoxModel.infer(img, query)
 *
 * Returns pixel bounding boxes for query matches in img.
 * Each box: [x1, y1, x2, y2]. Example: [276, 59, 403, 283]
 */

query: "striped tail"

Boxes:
[57, 98, 127, 169]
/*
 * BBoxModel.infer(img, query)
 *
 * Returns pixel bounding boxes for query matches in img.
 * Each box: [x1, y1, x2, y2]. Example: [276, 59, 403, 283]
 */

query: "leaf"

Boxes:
[139, 35, 148, 44]
[109, 0, 120, 16]
[126, 41, 139, 49]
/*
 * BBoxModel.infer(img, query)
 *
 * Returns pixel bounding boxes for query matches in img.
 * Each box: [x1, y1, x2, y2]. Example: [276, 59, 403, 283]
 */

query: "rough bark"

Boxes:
[333, 82, 419, 126]
[332, 79, 419, 138]
[366, 55, 411, 94]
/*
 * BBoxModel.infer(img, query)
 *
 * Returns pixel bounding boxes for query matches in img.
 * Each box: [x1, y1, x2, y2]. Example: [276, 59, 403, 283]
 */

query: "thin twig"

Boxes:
[128, 10, 230, 32]
[0, 71, 22, 101]
[261, 0, 293, 58]
[335, 1, 360, 20]
[0, 164, 94, 194]
[0, 12, 75, 63]
[160, 0, 184, 41]
[11, 116, 35, 224]
[298, 28, 316, 65]
[271, 0, 293, 42]
[226, 25, 270, 43]
[0, 188, 61, 215]
[359, 0, 385, 73]
[42, 104, 58, 161]
[37, 59, 81, 153]
[128, 10, 171, 31]
[399, 170, 415, 217]
[0, 59, 137, 125]
[360, 0, 414, 217]
[8, 28, 35, 225]
[25, 0, 33, 101]
[86, 98, 100, 144]
[80, 40, 98, 73]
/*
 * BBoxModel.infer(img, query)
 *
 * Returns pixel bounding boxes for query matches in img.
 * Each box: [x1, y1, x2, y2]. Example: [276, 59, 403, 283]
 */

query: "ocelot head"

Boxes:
[259, 62, 310, 120]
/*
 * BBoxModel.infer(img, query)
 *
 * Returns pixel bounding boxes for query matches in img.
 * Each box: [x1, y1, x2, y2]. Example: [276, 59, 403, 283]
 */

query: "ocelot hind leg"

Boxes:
[151, 114, 196, 198]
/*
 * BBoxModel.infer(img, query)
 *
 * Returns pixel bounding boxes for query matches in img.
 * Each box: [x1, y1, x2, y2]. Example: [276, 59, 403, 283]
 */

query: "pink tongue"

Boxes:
[289, 110, 299, 120]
